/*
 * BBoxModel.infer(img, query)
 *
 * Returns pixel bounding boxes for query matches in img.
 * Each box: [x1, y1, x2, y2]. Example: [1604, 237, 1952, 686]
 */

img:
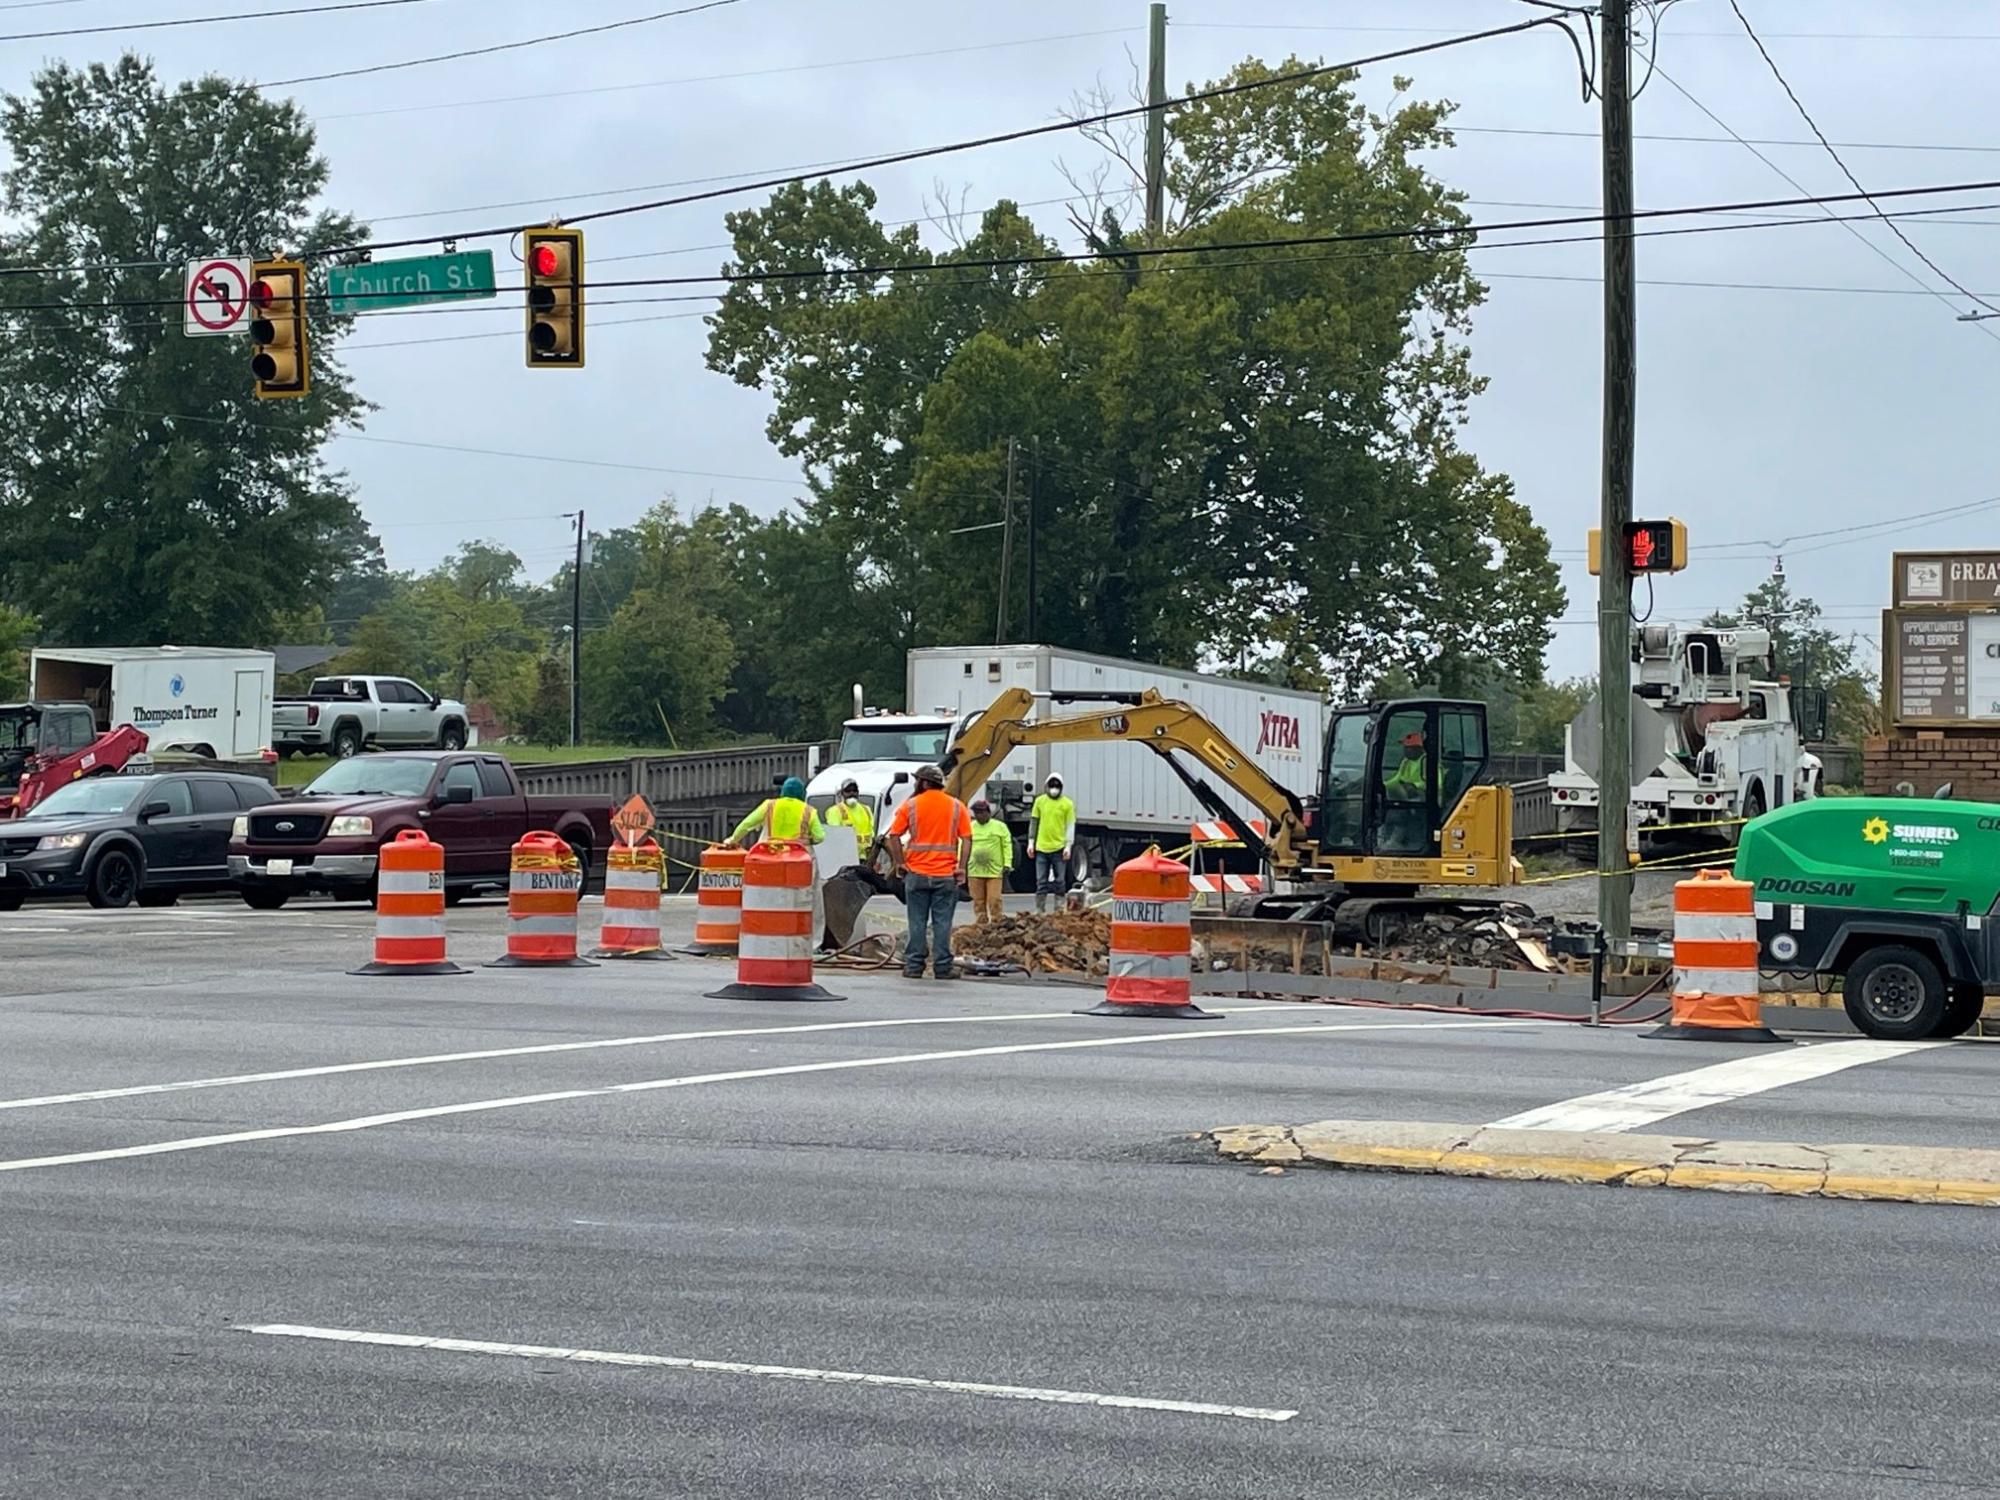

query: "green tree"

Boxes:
[514, 655, 571, 746]
[0, 603, 34, 697]
[0, 58, 372, 647]
[706, 59, 1563, 694]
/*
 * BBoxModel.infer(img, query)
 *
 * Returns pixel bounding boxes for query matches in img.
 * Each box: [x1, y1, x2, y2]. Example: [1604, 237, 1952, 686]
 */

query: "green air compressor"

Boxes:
[1734, 797, 2000, 1039]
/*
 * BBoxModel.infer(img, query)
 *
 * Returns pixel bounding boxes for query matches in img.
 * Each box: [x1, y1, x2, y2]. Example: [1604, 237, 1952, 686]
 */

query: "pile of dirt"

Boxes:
[1376, 910, 1557, 972]
[952, 909, 1112, 975]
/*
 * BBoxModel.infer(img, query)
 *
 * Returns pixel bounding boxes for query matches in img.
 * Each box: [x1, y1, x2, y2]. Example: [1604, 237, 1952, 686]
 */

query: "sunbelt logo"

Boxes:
[1864, 816, 1957, 846]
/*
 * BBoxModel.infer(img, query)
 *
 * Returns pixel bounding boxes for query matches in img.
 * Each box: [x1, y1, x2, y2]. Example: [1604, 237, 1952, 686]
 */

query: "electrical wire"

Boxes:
[310, 13, 1570, 258]
[256, 0, 744, 90]
[1726, 0, 2000, 318]
[0, 0, 446, 42]
[1454, 124, 2000, 157]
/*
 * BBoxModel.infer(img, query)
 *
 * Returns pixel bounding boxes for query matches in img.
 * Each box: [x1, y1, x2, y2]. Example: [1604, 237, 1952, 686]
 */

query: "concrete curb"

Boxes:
[1207, 1120, 2000, 1207]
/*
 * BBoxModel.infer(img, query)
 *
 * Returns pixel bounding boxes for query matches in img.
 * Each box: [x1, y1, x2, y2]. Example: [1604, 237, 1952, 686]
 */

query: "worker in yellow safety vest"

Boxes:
[1380, 732, 1442, 853]
[824, 777, 876, 855]
[731, 776, 826, 848]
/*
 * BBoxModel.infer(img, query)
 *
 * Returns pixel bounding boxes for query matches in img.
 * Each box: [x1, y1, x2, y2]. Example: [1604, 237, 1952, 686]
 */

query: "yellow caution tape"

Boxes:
[509, 851, 578, 871]
[1515, 813, 1749, 843]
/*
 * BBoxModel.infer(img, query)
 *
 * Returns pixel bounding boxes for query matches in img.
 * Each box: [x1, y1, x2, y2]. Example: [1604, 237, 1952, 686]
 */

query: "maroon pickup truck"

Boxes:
[227, 751, 611, 908]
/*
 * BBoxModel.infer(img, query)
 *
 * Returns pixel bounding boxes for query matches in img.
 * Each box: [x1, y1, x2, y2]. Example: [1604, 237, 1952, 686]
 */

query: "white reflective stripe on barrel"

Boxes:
[738, 932, 812, 961]
[508, 913, 579, 937]
[378, 868, 443, 895]
[1673, 967, 1760, 996]
[374, 915, 445, 938]
[1112, 897, 1190, 927]
[1675, 913, 1757, 941]
[742, 883, 810, 910]
[1110, 951, 1188, 979]
[606, 867, 659, 891]
[510, 869, 580, 892]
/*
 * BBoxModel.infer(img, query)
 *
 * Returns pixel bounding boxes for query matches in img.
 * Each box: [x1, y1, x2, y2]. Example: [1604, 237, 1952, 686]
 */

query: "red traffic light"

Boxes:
[250, 278, 275, 309]
[531, 243, 560, 277]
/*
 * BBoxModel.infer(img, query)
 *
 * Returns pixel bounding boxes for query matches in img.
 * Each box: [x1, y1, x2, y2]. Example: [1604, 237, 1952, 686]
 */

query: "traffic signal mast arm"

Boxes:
[937, 686, 1313, 875]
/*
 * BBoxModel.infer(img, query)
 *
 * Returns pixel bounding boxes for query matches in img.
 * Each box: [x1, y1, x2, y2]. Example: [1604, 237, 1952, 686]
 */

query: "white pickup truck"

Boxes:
[272, 675, 469, 759]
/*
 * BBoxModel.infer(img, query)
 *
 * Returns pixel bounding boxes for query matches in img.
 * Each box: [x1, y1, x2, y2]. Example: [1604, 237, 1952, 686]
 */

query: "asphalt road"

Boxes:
[7, 894, 2000, 1498]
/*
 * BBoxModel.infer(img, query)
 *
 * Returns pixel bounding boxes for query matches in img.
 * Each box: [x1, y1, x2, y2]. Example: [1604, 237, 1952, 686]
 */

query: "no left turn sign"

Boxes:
[183, 257, 253, 337]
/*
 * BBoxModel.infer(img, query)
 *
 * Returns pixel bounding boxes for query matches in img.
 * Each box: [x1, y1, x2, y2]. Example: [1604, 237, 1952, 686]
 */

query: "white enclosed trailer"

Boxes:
[28, 646, 276, 759]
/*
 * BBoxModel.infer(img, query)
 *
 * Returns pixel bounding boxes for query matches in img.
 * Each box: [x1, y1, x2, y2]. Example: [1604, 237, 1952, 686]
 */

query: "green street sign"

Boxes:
[327, 250, 497, 315]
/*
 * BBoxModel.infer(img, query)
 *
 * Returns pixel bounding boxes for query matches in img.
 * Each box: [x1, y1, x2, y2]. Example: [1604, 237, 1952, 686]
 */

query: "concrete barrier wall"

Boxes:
[514, 743, 837, 804]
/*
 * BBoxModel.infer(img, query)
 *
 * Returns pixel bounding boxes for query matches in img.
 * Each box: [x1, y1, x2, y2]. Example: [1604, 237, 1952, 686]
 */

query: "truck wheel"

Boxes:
[1937, 985, 1986, 1039]
[241, 888, 290, 911]
[332, 724, 363, 759]
[86, 848, 141, 909]
[437, 720, 467, 751]
[1843, 945, 1947, 1040]
[136, 890, 178, 908]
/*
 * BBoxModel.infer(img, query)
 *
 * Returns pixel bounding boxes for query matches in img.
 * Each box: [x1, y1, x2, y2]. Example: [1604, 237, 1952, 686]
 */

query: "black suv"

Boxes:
[0, 770, 281, 910]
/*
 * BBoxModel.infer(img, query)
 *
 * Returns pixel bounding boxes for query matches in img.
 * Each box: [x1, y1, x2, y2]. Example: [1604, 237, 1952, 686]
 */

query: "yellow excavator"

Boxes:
[935, 686, 1524, 941]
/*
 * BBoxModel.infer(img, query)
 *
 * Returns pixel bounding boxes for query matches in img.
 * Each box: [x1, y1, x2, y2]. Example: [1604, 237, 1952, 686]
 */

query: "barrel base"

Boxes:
[1076, 999, 1220, 1020]
[348, 960, 468, 977]
[677, 941, 739, 957]
[590, 946, 676, 961]
[485, 954, 599, 969]
[1643, 1023, 1790, 1044]
[705, 981, 845, 1002]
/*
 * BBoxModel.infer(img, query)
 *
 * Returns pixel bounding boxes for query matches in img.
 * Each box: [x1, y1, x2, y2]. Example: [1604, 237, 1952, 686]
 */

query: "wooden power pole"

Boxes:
[1597, 0, 1637, 940]
[1145, 3, 1167, 235]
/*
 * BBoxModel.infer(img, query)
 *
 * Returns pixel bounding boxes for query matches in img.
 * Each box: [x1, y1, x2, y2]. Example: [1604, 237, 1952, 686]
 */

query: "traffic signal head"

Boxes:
[250, 259, 309, 400]
[524, 225, 584, 368]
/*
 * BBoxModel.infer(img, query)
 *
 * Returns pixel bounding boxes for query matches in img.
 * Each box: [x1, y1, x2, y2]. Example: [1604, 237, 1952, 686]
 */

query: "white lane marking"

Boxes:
[1487, 1039, 1942, 1133]
[236, 1322, 1299, 1421]
[0, 1019, 1518, 1174]
[0, 1009, 1256, 1113]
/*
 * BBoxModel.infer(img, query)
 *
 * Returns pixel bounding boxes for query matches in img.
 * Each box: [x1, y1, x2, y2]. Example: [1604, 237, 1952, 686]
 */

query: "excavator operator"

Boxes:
[1380, 730, 1432, 853]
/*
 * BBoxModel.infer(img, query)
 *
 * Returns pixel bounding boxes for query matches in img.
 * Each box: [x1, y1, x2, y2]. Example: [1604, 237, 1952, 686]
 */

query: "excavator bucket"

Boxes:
[821, 864, 895, 950]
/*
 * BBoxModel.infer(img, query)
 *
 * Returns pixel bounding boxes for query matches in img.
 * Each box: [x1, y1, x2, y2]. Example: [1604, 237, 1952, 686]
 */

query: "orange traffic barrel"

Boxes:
[1648, 867, 1784, 1043]
[680, 844, 745, 955]
[350, 829, 464, 976]
[705, 840, 842, 1002]
[488, 830, 596, 969]
[1079, 847, 1215, 1020]
[592, 839, 673, 960]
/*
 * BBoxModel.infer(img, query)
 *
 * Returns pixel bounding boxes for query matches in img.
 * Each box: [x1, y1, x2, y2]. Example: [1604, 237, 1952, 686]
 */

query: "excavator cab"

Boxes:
[1314, 699, 1490, 862]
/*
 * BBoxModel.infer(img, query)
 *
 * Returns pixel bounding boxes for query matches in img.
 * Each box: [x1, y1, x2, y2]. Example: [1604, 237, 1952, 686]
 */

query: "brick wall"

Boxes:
[1864, 736, 2000, 802]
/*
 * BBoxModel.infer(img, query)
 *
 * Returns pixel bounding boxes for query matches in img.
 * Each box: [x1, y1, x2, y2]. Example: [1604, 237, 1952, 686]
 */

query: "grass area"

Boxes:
[277, 742, 668, 787]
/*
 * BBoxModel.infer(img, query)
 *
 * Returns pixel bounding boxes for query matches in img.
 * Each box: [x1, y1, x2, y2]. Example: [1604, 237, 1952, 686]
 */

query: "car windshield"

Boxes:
[301, 758, 435, 798]
[31, 777, 145, 816]
[836, 724, 951, 761]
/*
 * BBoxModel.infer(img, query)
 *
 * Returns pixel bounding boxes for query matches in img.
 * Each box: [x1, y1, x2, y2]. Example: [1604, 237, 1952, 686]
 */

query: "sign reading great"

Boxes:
[327, 250, 497, 315]
[1894, 550, 2000, 606]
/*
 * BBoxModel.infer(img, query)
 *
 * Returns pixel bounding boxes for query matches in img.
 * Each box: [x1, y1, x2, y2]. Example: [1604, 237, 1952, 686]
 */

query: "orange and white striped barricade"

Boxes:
[679, 844, 745, 956]
[591, 838, 673, 960]
[488, 830, 596, 968]
[1081, 847, 1215, 1020]
[1188, 819, 1267, 911]
[1648, 867, 1784, 1043]
[350, 829, 464, 976]
[705, 840, 843, 1002]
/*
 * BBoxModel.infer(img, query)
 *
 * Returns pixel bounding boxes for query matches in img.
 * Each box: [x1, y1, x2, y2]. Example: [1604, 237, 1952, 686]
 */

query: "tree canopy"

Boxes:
[706, 59, 1563, 697]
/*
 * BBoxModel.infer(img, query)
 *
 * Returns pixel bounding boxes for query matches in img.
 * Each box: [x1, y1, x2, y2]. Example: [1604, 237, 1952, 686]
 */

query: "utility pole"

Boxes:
[569, 508, 584, 748]
[996, 437, 1018, 644]
[1597, 0, 1636, 941]
[1026, 436, 1041, 642]
[1144, 2, 1168, 235]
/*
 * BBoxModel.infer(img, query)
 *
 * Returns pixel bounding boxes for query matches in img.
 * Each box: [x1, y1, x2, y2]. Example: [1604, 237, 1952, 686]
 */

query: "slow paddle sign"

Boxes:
[610, 794, 656, 849]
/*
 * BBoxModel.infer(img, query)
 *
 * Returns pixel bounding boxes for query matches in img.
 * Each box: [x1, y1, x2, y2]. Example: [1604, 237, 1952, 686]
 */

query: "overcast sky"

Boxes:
[19, 0, 1994, 679]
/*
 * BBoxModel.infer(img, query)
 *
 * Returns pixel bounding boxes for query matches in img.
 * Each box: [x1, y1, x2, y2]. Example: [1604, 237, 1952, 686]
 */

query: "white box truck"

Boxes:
[28, 646, 277, 759]
[807, 644, 1325, 886]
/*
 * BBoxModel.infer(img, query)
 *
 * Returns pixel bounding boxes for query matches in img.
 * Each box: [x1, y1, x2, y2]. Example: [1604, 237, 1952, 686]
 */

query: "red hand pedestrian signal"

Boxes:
[1620, 519, 1686, 573]
[1630, 528, 1655, 570]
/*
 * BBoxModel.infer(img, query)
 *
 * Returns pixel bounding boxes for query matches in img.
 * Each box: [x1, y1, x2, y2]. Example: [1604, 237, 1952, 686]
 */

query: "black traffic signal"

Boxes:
[250, 259, 309, 400]
[1624, 518, 1688, 573]
[524, 225, 584, 368]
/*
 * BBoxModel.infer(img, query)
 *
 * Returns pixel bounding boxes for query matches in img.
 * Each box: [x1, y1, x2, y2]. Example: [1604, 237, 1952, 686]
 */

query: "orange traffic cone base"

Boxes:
[486, 953, 599, 969]
[705, 980, 844, 1002]
[348, 959, 468, 977]
[1076, 998, 1219, 1020]
[1644, 1022, 1787, 1044]
[677, 939, 737, 956]
[590, 945, 676, 961]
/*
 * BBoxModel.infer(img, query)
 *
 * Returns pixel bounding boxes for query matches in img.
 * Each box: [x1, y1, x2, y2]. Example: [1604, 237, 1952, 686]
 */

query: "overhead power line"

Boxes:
[0, 0, 445, 42]
[1454, 124, 2000, 157]
[1725, 0, 2000, 318]
[256, 0, 743, 90]
[317, 13, 1571, 258]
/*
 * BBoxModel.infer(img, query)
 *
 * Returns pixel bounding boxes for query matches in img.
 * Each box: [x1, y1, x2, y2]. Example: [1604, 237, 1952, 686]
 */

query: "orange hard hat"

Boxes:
[1401, 731, 1425, 749]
